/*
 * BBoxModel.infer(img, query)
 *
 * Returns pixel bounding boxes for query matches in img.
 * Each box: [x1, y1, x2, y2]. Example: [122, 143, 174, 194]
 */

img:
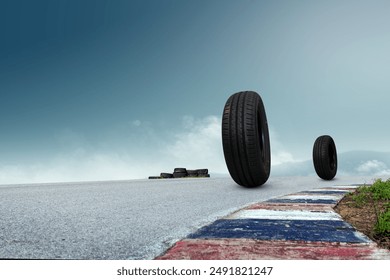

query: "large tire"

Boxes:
[222, 91, 271, 187]
[313, 135, 337, 180]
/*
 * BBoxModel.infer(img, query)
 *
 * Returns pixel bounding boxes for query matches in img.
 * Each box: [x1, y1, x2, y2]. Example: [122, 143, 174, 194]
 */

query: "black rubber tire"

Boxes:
[186, 170, 198, 177]
[172, 168, 187, 178]
[173, 172, 187, 178]
[174, 168, 187, 173]
[222, 91, 271, 187]
[195, 169, 208, 175]
[313, 135, 337, 180]
[160, 173, 173, 178]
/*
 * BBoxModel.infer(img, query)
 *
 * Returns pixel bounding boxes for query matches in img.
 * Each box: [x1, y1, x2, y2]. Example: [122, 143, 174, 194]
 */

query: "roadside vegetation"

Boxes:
[335, 179, 390, 249]
[351, 179, 390, 235]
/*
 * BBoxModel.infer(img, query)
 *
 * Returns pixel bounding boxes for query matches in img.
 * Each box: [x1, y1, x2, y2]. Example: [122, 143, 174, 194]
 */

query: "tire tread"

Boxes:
[313, 135, 337, 180]
[222, 91, 270, 187]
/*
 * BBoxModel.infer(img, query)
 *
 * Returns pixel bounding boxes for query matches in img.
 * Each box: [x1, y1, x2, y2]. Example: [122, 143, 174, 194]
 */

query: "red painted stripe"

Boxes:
[156, 239, 390, 260]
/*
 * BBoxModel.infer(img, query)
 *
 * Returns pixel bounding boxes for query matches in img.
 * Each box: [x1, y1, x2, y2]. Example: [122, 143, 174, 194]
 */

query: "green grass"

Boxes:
[350, 179, 390, 236]
[375, 209, 390, 235]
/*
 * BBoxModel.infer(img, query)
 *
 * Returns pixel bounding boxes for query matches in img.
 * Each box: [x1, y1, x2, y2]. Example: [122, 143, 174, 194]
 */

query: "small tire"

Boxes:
[313, 135, 337, 180]
[174, 168, 187, 173]
[173, 173, 187, 178]
[173, 168, 187, 178]
[186, 170, 198, 177]
[195, 169, 208, 175]
[222, 91, 271, 187]
[160, 173, 173, 179]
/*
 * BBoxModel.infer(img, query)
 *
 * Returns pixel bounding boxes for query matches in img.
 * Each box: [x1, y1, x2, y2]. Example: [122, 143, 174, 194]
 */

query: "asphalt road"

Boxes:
[0, 175, 375, 260]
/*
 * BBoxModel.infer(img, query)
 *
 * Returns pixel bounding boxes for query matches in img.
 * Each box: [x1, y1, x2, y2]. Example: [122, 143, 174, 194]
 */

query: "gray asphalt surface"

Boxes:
[0, 175, 375, 260]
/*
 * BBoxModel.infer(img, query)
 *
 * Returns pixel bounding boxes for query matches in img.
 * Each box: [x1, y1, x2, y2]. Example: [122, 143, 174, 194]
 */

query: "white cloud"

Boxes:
[0, 116, 226, 184]
[165, 117, 297, 173]
[0, 116, 299, 185]
[165, 115, 227, 173]
[269, 127, 296, 165]
[132, 120, 142, 127]
[356, 160, 390, 176]
[0, 152, 162, 185]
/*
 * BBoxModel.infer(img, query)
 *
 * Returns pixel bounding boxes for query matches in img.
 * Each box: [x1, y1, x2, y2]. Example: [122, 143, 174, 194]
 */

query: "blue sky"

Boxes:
[1, 0, 390, 184]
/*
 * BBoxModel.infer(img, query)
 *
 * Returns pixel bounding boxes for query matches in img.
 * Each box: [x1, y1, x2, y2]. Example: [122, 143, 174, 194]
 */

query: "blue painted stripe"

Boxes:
[266, 199, 337, 204]
[299, 191, 350, 195]
[187, 219, 369, 243]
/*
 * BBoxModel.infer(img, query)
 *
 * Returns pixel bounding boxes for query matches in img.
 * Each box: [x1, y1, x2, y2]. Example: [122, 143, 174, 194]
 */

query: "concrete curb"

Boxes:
[156, 184, 390, 260]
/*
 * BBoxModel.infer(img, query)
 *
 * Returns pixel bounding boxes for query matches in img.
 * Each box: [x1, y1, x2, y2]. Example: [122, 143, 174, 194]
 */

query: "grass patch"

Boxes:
[349, 179, 390, 236]
[376, 209, 390, 235]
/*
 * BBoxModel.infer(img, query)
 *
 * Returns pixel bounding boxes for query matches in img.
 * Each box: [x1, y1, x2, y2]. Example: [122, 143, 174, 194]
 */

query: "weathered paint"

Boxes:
[187, 219, 371, 243]
[333, 185, 361, 188]
[156, 239, 390, 260]
[306, 188, 352, 191]
[279, 194, 344, 200]
[227, 209, 342, 221]
[299, 190, 350, 195]
[155, 183, 390, 260]
[265, 193, 344, 205]
[246, 203, 334, 211]
[266, 198, 337, 204]
[312, 187, 358, 193]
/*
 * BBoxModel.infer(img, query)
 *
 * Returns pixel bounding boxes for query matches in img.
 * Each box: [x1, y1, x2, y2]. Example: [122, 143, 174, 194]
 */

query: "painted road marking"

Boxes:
[299, 190, 350, 195]
[227, 209, 342, 220]
[278, 194, 344, 200]
[266, 198, 337, 204]
[331, 185, 361, 189]
[265, 193, 344, 204]
[156, 239, 390, 260]
[156, 183, 390, 260]
[187, 219, 371, 243]
[246, 203, 334, 211]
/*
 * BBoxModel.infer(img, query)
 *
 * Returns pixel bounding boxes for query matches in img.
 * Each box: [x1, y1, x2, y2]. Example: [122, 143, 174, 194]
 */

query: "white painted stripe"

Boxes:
[228, 209, 343, 221]
[331, 185, 360, 189]
[309, 189, 350, 192]
[279, 194, 342, 200]
[370, 248, 390, 259]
